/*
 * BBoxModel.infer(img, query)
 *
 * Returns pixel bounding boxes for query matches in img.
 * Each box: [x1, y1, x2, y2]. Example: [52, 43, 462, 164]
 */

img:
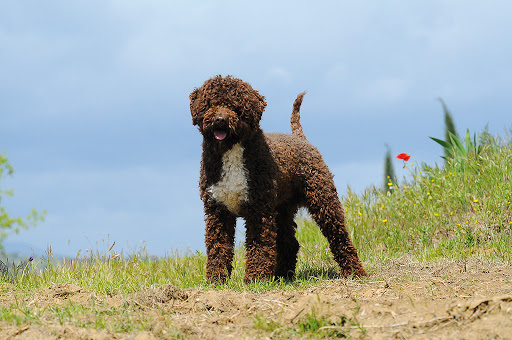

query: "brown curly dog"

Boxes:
[190, 75, 367, 283]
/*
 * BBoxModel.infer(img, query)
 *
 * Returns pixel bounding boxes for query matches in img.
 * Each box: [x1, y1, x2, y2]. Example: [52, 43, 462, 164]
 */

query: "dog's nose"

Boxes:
[215, 115, 226, 123]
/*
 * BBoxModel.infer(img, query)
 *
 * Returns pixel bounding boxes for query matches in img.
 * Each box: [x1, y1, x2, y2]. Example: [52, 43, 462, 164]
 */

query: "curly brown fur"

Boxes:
[290, 91, 306, 139]
[190, 75, 367, 283]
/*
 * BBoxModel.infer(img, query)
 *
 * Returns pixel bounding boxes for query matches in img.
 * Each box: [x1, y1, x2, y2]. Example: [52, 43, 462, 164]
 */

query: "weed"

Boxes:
[0, 256, 34, 283]
[252, 315, 282, 332]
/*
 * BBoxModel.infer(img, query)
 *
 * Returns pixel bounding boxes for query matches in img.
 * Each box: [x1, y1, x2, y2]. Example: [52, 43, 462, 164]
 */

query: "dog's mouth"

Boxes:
[214, 130, 227, 141]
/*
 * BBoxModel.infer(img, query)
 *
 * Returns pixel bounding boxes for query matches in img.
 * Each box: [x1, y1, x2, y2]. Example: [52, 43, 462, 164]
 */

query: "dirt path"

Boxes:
[1, 258, 512, 339]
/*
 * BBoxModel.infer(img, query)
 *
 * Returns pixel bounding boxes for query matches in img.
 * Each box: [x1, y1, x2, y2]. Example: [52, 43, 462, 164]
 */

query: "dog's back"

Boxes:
[264, 132, 324, 208]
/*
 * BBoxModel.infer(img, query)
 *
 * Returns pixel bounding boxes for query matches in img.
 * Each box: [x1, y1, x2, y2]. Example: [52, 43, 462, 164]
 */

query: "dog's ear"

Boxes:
[189, 88, 203, 126]
[246, 91, 267, 128]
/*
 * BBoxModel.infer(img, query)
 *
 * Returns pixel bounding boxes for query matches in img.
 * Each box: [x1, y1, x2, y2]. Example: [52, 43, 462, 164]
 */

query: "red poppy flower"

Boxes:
[396, 153, 410, 161]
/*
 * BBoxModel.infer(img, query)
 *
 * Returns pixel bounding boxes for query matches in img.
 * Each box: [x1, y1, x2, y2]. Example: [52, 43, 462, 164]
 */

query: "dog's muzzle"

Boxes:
[210, 110, 232, 141]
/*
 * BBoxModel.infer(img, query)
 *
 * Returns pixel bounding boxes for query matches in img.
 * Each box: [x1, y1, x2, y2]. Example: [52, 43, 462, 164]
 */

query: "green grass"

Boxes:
[252, 303, 367, 339]
[4, 242, 338, 296]
[344, 130, 512, 264]
[0, 296, 184, 337]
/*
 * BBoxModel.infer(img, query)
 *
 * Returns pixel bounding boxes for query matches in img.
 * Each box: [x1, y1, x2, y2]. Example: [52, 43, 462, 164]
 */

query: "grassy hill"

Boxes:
[344, 129, 512, 264]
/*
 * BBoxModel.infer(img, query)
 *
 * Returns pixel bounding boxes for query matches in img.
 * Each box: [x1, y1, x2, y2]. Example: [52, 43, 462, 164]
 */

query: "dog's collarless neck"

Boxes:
[207, 142, 248, 215]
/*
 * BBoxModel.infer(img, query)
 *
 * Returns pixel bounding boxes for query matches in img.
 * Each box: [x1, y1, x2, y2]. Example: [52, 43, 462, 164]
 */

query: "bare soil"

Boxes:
[1, 258, 512, 339]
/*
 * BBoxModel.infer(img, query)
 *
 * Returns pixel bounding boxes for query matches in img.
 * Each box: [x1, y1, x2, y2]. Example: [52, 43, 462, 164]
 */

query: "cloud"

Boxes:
[356, 77, 410, 104]
[266, 67, 292, 81]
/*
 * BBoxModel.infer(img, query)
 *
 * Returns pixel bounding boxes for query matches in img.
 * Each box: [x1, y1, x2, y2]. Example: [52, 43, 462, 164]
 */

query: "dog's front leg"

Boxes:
[204, 204, 236, 283]
[244, 212, 278, 283]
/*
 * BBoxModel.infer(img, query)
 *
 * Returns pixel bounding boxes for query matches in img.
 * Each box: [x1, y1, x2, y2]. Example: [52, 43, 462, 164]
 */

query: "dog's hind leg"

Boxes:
[274, 206, 300, 280]
[204, 204, 236, 283]
[303, 171, 367, 277]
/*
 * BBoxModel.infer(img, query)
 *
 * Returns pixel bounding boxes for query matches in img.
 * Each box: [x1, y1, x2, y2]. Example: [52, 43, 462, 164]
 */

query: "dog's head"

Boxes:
[190, 75, 267, 149]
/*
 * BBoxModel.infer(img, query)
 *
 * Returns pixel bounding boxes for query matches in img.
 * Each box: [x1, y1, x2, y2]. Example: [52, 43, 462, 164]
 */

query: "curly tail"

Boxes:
[290, 92, 307, 139]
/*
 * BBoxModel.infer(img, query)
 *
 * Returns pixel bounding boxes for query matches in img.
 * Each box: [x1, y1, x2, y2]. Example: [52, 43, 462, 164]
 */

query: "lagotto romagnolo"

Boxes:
[190, 75, 367, 283]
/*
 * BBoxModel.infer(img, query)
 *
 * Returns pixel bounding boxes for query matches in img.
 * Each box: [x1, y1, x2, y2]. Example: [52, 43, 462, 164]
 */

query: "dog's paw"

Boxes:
[206, 271, 230, 284]
[244, 271, 275, 284]
[339, 266, 368, 278]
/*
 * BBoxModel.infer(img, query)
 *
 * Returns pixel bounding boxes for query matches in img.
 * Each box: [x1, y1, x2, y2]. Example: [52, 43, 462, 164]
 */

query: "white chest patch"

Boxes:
[207, 143, 249, 214]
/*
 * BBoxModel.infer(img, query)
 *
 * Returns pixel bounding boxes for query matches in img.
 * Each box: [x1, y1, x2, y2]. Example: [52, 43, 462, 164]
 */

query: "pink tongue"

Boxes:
[214, 131, 227, 140]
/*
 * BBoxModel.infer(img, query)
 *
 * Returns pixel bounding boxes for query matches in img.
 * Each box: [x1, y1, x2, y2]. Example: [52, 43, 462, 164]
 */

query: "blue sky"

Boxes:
[2, 2, 512, 257]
